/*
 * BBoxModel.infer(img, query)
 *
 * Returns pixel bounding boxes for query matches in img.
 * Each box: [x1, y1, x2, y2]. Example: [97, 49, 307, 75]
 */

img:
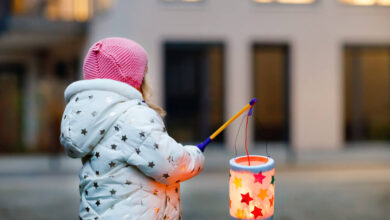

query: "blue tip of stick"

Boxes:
[249, 98, 257, 106]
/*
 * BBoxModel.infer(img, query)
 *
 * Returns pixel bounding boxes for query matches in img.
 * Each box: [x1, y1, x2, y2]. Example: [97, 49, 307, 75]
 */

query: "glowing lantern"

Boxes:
[229, 155, 275, 220]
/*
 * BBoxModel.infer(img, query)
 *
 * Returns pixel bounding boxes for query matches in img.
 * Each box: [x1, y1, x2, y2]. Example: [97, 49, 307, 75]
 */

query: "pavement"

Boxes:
[0, 146, 389, 220]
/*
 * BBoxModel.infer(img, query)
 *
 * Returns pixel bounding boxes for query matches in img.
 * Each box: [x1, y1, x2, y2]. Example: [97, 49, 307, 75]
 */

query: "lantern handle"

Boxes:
[197, 98, 257, 152]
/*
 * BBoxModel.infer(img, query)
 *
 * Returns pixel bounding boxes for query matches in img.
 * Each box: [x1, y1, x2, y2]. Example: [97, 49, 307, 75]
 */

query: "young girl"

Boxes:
[60, 37, 205, 220]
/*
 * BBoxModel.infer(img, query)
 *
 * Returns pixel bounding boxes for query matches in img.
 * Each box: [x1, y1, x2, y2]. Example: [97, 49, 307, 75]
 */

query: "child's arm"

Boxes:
[121, 107, 204, 185]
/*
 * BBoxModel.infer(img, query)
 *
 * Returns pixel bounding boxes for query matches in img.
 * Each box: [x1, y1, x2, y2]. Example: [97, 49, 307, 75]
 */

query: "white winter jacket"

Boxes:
[60, 79, 204, 220]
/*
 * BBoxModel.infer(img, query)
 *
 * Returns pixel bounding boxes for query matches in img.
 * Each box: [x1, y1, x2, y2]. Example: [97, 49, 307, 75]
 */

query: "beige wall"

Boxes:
[87, 0, 390, 151]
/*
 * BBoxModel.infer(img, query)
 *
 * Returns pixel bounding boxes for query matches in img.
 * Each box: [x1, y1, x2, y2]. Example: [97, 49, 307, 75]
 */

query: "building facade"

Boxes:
[87, 0, 390, 151]
[1, 0, 390, 152]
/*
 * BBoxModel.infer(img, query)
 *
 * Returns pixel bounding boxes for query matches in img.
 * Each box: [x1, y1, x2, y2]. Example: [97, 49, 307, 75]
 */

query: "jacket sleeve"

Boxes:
[121, 106, 205, 185]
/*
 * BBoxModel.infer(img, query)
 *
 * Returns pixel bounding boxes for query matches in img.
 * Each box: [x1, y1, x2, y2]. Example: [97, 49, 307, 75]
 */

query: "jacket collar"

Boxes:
[64, 79, 143, 103]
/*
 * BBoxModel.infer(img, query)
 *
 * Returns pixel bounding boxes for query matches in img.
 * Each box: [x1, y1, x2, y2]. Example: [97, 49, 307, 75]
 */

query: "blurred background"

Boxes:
[0, 0, 390, 219]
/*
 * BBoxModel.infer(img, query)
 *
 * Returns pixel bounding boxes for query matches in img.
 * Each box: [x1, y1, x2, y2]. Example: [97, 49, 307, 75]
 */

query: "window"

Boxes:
[341, 0, 390, 6]
[10, 0, 114, 22]
[164, 42, 224, 144]
[253, 44, 290, 142]
[0, 64, 24, 152]
[344, 46, 390, 142]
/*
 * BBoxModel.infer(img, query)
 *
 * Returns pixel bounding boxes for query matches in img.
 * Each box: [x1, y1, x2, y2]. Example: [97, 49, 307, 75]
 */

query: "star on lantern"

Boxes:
[100, 129, 105, 135]
[271, 175, 275, 185]
[154, 143, 159, 150]
[269, 195, 274, 207]
[135, 148, 141, 154]
[121, 135, 127, 142]
[111, 144, 117, 150]
[109, 161, 116, 168]
[95, 200, 100, 206]
[234, 209, 245, 219]
[253, 172, 266, 184]
[240, 192, 253, 205]
[251, 206, 263, 218]
[148, 162, 155, 168]
[232, 177, 242, 189]
[257, 188, 269, 201]
[81, 129, 87, 135]
[163, 173, 170, 178]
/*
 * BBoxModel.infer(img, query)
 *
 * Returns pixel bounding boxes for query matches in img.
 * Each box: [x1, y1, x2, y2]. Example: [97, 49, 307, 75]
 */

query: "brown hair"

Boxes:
[140, 70, 166, 118]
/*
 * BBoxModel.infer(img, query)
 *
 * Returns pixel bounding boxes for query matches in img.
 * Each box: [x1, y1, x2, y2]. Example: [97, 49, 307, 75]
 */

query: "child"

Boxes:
[60, 37, 205, 220]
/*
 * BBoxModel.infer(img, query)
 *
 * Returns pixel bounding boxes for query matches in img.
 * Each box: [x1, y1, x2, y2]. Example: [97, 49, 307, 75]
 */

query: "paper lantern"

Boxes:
[229, 155, 275, 220]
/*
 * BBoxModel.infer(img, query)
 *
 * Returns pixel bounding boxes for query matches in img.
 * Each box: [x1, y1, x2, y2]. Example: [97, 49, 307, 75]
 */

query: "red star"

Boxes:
[251, 206, 263, 218]
[240, 192, 253, 205]
[269, 196, 274, 207]
[253, 172, 266, 184]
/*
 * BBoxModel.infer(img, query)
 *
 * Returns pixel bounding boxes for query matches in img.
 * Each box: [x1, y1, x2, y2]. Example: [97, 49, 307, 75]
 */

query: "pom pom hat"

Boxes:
[83, 37, 148, 90]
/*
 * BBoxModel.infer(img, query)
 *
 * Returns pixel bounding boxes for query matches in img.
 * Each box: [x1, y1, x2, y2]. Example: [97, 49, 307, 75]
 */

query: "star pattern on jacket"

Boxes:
[61, 84, 206, 220]
[110, 189, 116, 196]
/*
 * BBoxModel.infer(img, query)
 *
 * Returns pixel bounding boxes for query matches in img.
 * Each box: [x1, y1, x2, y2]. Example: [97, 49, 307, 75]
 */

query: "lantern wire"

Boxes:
[234, 114, 247, 158]
[233, 107, 272, 160]
[252, 114, 271, 158]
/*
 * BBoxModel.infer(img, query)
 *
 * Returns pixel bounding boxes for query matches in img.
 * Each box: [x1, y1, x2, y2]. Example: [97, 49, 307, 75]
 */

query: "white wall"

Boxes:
[87, 0, 390, 151]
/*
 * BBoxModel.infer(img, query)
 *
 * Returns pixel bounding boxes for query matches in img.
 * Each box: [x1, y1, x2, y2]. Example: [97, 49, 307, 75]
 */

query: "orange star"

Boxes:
[257, 188, 268, 201]
[269, 195, 274, 207]
[234, 208, 245, 219]
[232, 177, 242, 189]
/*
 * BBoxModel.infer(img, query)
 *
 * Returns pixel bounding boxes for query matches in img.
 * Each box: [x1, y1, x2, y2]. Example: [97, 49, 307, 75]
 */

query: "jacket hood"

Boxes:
[60, 79, 143, 158]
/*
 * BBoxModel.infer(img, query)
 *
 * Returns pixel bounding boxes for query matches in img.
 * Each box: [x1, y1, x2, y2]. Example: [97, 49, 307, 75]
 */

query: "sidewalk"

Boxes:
[0, 147, 389, 220]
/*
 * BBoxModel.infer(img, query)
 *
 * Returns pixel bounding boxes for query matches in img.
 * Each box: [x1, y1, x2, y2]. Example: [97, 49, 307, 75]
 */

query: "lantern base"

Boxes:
[231, 216, 273, 220]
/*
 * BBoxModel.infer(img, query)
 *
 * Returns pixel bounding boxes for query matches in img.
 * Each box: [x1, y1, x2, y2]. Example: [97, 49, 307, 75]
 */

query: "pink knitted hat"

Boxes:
[83, 37, 148, 90]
